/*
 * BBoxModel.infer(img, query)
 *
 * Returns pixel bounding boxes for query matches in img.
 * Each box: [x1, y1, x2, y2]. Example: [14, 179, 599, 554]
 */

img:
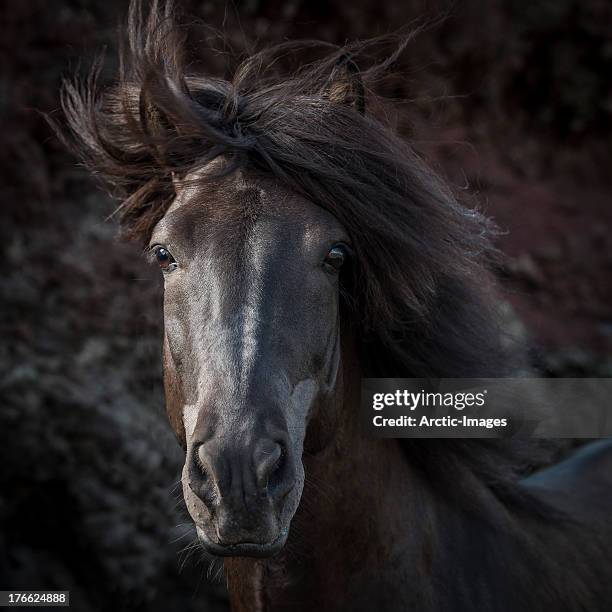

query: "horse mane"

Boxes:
[58, 0, 564, 519]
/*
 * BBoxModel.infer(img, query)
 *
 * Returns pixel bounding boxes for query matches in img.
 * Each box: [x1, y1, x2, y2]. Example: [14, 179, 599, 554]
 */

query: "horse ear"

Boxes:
[325, 54, 366, 115]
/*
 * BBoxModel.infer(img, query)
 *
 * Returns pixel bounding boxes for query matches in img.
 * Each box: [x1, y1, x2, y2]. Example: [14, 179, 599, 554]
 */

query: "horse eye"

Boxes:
[323, 244, 350, 273]
[153, 246, 177, 272]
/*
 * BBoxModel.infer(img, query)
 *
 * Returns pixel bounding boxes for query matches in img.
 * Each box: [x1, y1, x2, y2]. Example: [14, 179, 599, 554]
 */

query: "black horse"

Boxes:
[59, 2, 612, 610]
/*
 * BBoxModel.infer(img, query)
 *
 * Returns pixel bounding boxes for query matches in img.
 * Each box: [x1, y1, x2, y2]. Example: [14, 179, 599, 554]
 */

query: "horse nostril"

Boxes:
[255, 440, 286, 491]
[191, 442, 220, 508]
[196, 443, 210, 477]
[276, 444, 287, 472]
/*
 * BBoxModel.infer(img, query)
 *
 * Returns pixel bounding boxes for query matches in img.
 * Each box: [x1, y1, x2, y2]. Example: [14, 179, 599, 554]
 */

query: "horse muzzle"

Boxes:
[183, 433, 297, 557]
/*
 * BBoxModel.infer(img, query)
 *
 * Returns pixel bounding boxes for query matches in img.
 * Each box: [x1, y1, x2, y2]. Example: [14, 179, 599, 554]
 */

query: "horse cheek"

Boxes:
[163, 333, 187, 448]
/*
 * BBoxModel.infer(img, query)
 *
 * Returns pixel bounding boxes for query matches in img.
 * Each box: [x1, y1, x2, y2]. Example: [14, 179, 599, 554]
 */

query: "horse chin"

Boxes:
[196, 525, 289, 558]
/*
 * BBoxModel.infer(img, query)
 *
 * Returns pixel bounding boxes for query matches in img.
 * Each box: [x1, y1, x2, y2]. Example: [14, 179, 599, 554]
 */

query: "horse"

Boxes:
[59, 2, 612, 610]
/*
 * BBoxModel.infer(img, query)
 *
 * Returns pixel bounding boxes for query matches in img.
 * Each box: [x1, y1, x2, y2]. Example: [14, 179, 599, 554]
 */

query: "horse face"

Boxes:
[151, 163, 348, 557]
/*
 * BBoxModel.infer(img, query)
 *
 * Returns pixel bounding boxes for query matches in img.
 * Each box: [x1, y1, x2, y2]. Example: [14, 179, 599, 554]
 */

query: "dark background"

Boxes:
[1, 1, 611, 610]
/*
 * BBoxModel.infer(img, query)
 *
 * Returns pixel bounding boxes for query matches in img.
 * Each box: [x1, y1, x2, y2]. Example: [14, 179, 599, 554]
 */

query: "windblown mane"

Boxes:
[59, 0, 563, 516]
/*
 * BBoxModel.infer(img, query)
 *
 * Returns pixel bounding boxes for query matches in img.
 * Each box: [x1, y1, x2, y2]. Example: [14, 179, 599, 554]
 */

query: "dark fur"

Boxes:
[57, 2, 612, 610]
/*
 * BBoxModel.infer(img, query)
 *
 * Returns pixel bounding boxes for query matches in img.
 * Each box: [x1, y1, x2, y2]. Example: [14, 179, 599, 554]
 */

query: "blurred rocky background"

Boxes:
[1, 0, 611, 610]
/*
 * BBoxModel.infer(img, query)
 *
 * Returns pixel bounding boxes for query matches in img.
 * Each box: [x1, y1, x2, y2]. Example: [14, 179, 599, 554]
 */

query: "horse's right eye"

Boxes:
[153, 246, 177, 272]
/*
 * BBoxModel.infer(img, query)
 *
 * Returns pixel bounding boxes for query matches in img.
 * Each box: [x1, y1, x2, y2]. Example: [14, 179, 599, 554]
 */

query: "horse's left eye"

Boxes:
[323, 244, 350, 273]
[153, 246, 177, 272]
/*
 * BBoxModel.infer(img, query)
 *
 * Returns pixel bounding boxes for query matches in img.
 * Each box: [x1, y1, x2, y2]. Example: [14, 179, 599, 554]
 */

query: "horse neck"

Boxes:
[222, 333, 583, 612]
